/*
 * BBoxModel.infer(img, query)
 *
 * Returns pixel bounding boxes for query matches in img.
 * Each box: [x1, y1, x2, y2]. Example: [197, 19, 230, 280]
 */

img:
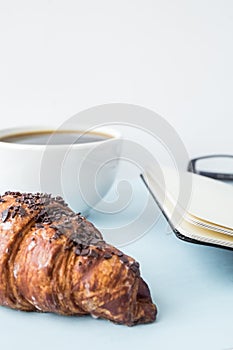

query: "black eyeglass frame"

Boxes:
[187, 154, 233, 181]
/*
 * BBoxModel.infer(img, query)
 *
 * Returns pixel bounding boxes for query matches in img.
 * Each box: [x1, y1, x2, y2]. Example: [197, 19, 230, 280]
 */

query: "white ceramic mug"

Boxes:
[0, 126, 122, 214]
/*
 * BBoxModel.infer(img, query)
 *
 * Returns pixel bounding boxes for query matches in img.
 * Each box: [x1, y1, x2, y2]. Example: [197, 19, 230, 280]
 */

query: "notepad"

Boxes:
[142, 166, 233, 250]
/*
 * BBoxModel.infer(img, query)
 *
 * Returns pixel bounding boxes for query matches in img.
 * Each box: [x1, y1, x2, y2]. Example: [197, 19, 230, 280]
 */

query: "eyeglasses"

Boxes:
[187, 154, 233, 181]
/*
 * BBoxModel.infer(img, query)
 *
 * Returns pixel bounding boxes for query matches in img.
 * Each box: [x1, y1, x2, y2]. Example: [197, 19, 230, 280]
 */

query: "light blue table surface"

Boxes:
[0, 177, 233, 350]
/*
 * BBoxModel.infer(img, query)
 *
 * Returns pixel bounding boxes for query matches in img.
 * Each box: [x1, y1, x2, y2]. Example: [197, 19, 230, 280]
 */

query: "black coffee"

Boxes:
[0, 130, 111, 145]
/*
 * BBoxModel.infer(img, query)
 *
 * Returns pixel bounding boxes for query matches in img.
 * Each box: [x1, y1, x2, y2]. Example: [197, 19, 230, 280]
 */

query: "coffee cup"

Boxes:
[0, 126, 121, 214]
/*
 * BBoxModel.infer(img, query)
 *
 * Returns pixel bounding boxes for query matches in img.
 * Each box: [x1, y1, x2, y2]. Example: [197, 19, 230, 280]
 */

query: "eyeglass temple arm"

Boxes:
[187, 156, 233, 181]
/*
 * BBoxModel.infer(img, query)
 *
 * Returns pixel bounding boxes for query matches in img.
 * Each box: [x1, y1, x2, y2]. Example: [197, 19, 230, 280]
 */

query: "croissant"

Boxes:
[0, 191, 157, 326]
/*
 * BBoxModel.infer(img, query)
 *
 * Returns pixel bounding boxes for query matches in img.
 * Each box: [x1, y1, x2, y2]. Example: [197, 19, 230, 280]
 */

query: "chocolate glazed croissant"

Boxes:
[0, 191, 157, 326]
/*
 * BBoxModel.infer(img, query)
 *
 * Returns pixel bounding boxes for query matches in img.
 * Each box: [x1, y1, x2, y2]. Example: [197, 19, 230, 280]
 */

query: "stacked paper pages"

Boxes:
[143, 166, 233, 249]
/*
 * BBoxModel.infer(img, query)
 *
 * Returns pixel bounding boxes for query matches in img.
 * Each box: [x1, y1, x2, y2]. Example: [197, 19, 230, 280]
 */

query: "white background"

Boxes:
[0, 0, 233, 157]
[0, 2, 233, 350]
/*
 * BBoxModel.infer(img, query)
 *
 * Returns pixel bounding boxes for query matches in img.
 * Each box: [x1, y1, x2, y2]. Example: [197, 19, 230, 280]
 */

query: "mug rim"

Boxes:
[0, 125, 121, 149]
